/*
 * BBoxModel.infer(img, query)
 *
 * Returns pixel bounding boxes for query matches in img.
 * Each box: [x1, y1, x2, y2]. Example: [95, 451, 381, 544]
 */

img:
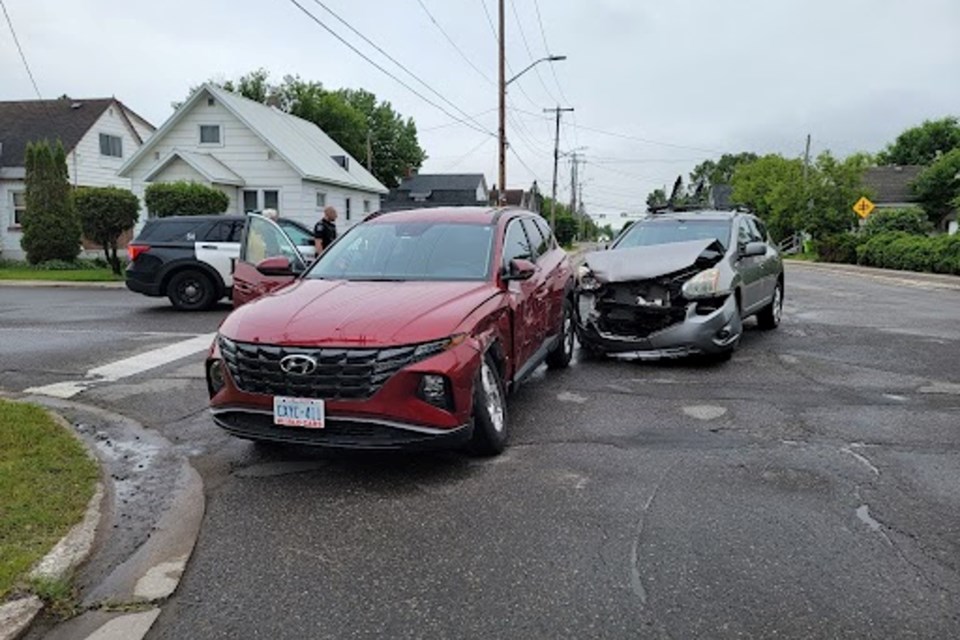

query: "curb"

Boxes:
[0, 411, 106, 640]
[0, 280, 126, 289]
[786, 260, 960, 292]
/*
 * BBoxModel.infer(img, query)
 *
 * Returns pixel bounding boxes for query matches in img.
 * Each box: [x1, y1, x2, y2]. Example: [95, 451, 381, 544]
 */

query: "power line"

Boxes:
[508, 0, 557, 103]
[1, 0, 43, 101]
[419, 108, 497, 132]
[478, 0, 540, 110]
[289, 0, 494, 137]
[511, 107, 723, 153]
[508, 146, 543, 183]
[414, 0, 494, 86]
[443, 137, 494, 170]
[531, 0, 569, 104]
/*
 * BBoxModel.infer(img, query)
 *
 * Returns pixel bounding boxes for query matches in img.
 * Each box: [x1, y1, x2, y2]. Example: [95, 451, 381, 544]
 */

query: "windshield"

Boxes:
[306, 221, 494, 281]
[613, 219, 732, 251]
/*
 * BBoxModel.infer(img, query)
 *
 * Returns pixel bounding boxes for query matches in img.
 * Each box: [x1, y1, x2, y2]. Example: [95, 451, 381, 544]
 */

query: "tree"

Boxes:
[75, 187, 140, 274]
[144, 182, 229, 217]
[862, 207, 933, 238]
[689, 152, 758, 189]
[912, 148, 960, 225]
[646, 188, 667, 209]
[877, 117, 960, 166]
[801, 151, 871, 239]
[21, 140, 81, 264]
[731, 154, 806, 241]
[183, 71, 427, 188]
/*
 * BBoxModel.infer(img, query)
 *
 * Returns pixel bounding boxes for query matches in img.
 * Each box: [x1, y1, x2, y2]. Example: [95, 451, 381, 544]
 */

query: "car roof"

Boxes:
[366, 206, 537, 225]
[150, 215, 244, 223]
[644, 209, 744, 221]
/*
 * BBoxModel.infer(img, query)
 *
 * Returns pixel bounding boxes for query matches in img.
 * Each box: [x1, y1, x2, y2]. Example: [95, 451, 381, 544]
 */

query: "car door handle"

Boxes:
[200, 244, 218, 250]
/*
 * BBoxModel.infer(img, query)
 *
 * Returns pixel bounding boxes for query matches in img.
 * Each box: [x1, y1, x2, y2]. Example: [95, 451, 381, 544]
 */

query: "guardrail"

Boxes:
[778, 233, 803, 255]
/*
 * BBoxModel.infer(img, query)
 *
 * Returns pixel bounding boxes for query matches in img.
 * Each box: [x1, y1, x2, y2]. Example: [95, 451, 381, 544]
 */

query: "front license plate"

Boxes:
[273, 396, 325, 429]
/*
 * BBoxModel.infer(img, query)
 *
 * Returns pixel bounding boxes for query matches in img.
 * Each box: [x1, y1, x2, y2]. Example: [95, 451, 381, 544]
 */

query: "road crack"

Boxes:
[629, 458, 681, 605]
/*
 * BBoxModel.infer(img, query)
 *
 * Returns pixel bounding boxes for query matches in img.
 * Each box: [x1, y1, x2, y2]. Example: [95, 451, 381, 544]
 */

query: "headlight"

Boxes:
[681, 267, 730, 299]
[413, 334, 467, 360]
[578, 265, 601, 292]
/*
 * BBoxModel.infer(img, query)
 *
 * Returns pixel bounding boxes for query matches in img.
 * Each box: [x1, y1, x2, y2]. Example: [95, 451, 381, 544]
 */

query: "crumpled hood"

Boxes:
[584, 239, 723, 282]
[220, 279, 497, 346]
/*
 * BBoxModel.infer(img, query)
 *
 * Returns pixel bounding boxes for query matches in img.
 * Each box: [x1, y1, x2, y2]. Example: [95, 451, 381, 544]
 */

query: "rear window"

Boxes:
[137, 220, 211, 243]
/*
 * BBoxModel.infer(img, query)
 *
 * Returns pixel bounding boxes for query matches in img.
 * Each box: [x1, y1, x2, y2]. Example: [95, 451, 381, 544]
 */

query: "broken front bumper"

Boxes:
[575, 292, 742, 357]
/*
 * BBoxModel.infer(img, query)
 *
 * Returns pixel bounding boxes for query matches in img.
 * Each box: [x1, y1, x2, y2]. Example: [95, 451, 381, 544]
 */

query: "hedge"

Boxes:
[856, 232, 960, 275]
[813, 233, 860, 264]
[144, 181, 229, 217]
[862, 207, 933, 239]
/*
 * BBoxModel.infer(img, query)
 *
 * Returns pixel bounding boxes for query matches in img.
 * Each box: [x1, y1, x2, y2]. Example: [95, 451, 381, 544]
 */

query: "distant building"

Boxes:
[120, 83, 387, 234]
[0, 97, 155, 259]
[861, 165, 924, 210]
[382, 173, 489, 211]
[488, 181, 542, 214]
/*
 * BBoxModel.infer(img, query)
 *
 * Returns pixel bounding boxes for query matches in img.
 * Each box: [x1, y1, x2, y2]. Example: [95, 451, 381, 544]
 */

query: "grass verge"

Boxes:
[0, 399, 99, 600]
[0, 268, 122, 282]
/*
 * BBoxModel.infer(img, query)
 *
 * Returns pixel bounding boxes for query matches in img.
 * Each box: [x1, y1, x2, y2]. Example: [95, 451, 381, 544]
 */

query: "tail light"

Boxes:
[127, 244, 150, 262]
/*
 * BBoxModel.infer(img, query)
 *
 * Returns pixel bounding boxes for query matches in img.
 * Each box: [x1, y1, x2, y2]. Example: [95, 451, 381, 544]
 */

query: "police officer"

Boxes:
[314, 206, 338, 253]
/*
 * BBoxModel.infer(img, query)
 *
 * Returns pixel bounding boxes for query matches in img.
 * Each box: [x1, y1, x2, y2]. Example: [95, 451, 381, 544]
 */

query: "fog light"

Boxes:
[207, 359, 226, 397]
[418, 374, 452, 410]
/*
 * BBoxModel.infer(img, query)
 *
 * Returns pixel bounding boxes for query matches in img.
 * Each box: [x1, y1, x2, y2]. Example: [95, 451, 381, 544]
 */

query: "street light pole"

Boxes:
[497, 0, 506, 205]
[498, 53, 567, 206]
[544, 106, 574, 232]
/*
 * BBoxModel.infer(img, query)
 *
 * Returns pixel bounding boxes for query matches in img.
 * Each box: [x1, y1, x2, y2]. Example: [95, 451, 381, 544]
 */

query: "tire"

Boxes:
[546, 298, 575, 369]
[467, 354, 508, 456]
[167, 269, 216, 311]
[756, 279, 783, 330]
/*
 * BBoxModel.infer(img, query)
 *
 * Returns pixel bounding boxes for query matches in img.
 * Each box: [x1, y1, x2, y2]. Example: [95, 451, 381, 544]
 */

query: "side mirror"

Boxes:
[256, 256, 295, 276]
[503, 258, 536, 282]
[741, 241, 767, 258]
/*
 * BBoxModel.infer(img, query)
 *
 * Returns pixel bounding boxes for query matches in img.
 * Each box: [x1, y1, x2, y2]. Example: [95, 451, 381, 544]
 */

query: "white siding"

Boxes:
[69, 105, 144, 189]
[299, 180, 381, 232]
[0, 180, 25, 259]
[150, 158, 240, 217]
[126, 93, 302, 226]
[125, 109, 156, 143]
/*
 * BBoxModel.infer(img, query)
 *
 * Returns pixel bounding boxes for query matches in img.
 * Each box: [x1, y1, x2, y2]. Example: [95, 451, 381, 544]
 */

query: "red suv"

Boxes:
[206, 207, 575, 455]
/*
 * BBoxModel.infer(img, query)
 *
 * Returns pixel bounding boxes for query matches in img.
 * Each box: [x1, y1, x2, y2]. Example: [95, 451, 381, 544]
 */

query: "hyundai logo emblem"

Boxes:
[279, 354, 318, 375]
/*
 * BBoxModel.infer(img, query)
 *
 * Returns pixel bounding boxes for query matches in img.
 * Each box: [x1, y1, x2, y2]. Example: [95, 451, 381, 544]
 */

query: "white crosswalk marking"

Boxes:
[25, 333, 216, 398]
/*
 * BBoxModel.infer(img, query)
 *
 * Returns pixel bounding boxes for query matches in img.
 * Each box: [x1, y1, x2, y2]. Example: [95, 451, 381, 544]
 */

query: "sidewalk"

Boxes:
[786, 259, 960, 291]
[0, 280, 125, 289]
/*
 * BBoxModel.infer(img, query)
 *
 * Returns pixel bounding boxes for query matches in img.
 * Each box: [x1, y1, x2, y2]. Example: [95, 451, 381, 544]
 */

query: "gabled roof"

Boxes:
[0, 98, 116, 167]
[862, 165, 924, 204]
[121, 84, 387, 194]
[397, 173, 487, 193]
[144, 150, 244, 186]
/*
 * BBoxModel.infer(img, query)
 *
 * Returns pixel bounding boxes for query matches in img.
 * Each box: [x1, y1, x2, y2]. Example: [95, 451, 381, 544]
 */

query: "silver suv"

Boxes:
[575, 209, 783, 361]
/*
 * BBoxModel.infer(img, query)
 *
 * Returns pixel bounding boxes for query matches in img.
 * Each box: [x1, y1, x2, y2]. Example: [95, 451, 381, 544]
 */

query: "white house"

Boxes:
[0, 97, 155, 259]
[119, 84, 388, 233]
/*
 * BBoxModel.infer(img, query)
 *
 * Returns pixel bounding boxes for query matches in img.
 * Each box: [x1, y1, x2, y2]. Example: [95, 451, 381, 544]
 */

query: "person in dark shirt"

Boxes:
[314, 206, 338, 253]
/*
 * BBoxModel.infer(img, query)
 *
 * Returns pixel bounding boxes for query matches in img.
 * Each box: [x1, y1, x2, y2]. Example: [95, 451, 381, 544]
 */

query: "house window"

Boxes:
[10, 191, 26, 227]
[316, 191, 326, 208]
[344, 197, 351, 220]
[263, 190, 279, 210]
[241, 189, 280, 213]
[242, 190, 258, 213]
[199, 125, 221, 144]
[363, 200, 371, 214]
[99, 133, 122, 158]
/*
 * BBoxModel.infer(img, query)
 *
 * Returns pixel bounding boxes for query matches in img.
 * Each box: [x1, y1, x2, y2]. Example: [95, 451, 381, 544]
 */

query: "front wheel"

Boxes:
[467, 354, 508, 456]
[756, 280, 783, 330]
[167, 269, 216, 311]
[546, 298, 575, 369]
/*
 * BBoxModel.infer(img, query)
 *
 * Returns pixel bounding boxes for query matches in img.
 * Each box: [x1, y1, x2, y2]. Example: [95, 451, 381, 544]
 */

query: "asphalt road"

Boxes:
[2, 265, 959, 639]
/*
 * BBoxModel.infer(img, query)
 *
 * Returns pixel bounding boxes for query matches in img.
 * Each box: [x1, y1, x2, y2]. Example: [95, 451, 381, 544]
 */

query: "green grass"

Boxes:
[0, 268, 122, 282]
[0, 399, 99, 599]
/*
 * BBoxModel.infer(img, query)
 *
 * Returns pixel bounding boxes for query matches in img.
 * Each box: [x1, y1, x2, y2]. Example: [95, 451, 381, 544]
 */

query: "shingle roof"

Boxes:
[0, 98, 115, 167]
[862, 166, 924, 204]
[121, 84, 388, 194]
[397, 174, 486, 192]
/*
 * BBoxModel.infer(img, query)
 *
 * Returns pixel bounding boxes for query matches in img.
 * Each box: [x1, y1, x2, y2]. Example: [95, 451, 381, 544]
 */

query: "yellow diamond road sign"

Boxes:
[853, 196, 875, 219]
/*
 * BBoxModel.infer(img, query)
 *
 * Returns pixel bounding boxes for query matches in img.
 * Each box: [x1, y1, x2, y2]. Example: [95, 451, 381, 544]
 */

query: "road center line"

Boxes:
[24, 333, 216, 399]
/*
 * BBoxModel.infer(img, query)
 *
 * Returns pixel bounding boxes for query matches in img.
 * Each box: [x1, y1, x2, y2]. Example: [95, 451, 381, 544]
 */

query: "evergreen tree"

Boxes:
[21, 140, 82, 264]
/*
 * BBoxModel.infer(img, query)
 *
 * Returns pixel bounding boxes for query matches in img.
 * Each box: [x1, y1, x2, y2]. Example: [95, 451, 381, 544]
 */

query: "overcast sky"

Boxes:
[3, 0, 959, 224]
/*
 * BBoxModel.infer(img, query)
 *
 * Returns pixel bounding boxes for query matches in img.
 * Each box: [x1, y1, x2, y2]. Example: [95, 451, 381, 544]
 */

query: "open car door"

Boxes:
[232, 215, 307, 307]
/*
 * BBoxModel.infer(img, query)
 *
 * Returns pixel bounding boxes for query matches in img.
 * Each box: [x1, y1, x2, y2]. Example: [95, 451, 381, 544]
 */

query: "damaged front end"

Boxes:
[575, 239, 741, 358]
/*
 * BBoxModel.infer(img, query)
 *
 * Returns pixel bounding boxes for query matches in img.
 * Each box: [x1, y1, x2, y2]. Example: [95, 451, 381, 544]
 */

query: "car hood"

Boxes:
[584, 239, 724, 282]
[219, 279, 498, 346]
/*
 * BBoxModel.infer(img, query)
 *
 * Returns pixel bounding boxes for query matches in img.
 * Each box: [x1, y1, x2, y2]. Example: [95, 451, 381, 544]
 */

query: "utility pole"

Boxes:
[802, 133, 811, 181]
[366, 130, 373, 173]
[569, 151, 578, 215]
[544, 106, 574, 231]
[497, 0, 506, 204]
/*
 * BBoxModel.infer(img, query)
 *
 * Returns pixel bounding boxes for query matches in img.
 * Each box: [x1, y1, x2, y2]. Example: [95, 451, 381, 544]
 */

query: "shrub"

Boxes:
[813, 233, 860, 264]
[857, 232, 960, 275]
[75, 186, 140, 274]
[144, 181, 229, 218]
[863, 207, 933, 238]
[21, 140, 81, 264]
